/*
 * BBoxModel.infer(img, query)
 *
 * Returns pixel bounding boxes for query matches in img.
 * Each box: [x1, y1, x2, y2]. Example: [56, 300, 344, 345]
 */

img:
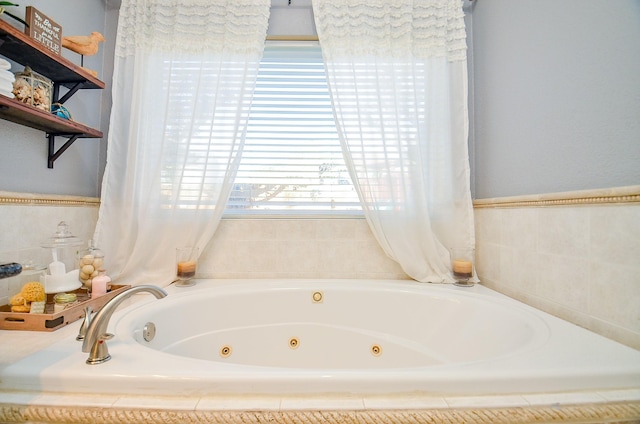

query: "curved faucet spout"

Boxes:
[82, 285, 168, 364]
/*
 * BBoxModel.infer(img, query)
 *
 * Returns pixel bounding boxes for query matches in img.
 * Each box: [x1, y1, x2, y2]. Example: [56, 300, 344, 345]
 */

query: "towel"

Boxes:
[0, 79, 13, 93]
[0, 89, 15, 99]
[0, 58, 10, 70]
[0, 70, 15, 84]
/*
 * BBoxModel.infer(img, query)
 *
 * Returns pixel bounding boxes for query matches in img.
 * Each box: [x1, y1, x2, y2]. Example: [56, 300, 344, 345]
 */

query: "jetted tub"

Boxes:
[2, 279, 640, 396]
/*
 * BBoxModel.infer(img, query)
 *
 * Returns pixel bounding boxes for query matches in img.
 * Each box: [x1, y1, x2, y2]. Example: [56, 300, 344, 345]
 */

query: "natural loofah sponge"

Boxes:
[11, 305, 30, 313]
[9, 293, 29, 313]
[20, 281, 46, 302]
[9, 293, 26, 306]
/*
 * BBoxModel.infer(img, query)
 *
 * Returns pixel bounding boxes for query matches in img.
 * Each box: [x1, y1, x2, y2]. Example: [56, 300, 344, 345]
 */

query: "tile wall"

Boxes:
[0, 193, 98, 306]
[474, 196, 640, 350]
[198, 218, 410, 280]
[2, 188, 638, 350]
[0, 194, 408, 305]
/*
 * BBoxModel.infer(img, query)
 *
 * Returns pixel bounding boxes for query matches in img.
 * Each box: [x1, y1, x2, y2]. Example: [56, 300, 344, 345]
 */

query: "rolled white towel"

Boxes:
[0, 58, 11, 71]
[0, 89, 15, 99]
[0, 79, 13, 93]
[0, 70, 15, 84]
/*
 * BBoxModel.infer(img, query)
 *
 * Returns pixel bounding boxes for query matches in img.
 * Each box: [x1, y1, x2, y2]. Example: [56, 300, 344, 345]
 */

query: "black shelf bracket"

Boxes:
[48, 133, 80, 168]
[47, 81, 89, 168]
[53, 82, 85, 105]
[46, 81, 96, 167]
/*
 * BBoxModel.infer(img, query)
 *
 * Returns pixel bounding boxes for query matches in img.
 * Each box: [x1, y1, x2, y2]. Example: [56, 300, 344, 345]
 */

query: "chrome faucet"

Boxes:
[82, 285, 167, 365]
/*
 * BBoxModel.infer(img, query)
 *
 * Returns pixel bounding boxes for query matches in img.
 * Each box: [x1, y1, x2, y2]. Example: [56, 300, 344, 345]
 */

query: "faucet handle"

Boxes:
[86, 333, 113, 365]
[76, 306, 93, 341]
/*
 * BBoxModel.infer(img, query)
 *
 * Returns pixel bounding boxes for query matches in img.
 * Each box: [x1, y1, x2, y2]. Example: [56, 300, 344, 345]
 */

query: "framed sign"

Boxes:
[24, 6, 62, 55]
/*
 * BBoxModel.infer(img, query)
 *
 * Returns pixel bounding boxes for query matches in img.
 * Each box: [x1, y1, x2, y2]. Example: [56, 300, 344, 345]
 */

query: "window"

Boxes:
[225, 42, 361, 215]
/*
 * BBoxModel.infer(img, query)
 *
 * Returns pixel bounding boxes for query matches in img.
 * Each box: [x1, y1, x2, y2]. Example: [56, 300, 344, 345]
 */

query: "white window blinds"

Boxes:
[226, 42, 362, 215]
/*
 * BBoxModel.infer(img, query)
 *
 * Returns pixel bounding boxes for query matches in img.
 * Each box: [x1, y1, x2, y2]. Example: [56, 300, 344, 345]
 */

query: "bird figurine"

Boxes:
[61, 31, 105, 77]
[62, 31, 105, 57]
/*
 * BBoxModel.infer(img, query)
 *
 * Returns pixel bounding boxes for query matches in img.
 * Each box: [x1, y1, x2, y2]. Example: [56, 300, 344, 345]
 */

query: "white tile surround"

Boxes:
[198, 218, 409, 280]
[474, 186, 640, 350]
[1, 187, 639, 349]
[0, 192, 98, 307]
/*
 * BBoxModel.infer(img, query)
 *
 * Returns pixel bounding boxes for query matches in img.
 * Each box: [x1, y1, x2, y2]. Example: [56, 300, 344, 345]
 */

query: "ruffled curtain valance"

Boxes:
[313, 0, 467, 61]
[116, 0, 270, 56]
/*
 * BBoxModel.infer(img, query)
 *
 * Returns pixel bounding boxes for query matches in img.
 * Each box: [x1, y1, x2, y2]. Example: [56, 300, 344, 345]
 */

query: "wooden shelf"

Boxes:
[0, 19, 104, 90]
[0, 94, 102, 137]
[0, 18, 105, 167]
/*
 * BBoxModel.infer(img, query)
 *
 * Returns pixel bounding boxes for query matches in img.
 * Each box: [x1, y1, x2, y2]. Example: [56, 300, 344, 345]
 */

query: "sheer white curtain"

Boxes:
[94, 0, 270, 286]
[313, 0, 474, 283]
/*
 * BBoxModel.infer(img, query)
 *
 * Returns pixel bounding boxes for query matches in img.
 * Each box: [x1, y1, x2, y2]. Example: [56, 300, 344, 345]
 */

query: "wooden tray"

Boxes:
[0, 284, 130, 331]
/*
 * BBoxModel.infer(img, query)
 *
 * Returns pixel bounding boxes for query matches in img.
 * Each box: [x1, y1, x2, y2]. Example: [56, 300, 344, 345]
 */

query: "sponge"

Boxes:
[9, 293, 29, 313]
[21, 282, 46, 302]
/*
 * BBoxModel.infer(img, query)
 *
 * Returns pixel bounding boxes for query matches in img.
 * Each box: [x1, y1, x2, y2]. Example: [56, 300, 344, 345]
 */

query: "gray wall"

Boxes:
[470, 0, 640, 199]
[0, 0, 109, 197]
[2, 0, 638, 199]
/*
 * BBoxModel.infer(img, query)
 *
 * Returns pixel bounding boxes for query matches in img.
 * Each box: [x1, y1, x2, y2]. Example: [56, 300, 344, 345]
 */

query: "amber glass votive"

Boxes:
[450, 247, 474, 287]
[175, 246, 198, 287]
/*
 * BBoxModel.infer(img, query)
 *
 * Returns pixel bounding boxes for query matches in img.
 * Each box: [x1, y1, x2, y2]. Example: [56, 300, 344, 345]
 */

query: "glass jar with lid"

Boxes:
[77, 240, 105, 292]
[40, 221, 83, 294]
[53, 292, 78, 313]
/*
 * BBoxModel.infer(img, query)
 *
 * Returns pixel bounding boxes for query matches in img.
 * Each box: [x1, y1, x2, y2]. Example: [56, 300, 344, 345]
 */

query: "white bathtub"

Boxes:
[2, 279, 640, 397]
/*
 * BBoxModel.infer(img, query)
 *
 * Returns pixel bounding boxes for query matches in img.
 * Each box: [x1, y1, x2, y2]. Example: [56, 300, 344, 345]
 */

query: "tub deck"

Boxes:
[1, 279, 639, 423]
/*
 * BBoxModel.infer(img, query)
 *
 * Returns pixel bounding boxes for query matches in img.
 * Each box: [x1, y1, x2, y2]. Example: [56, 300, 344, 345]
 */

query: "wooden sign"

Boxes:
[24, 7, 62, 55]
